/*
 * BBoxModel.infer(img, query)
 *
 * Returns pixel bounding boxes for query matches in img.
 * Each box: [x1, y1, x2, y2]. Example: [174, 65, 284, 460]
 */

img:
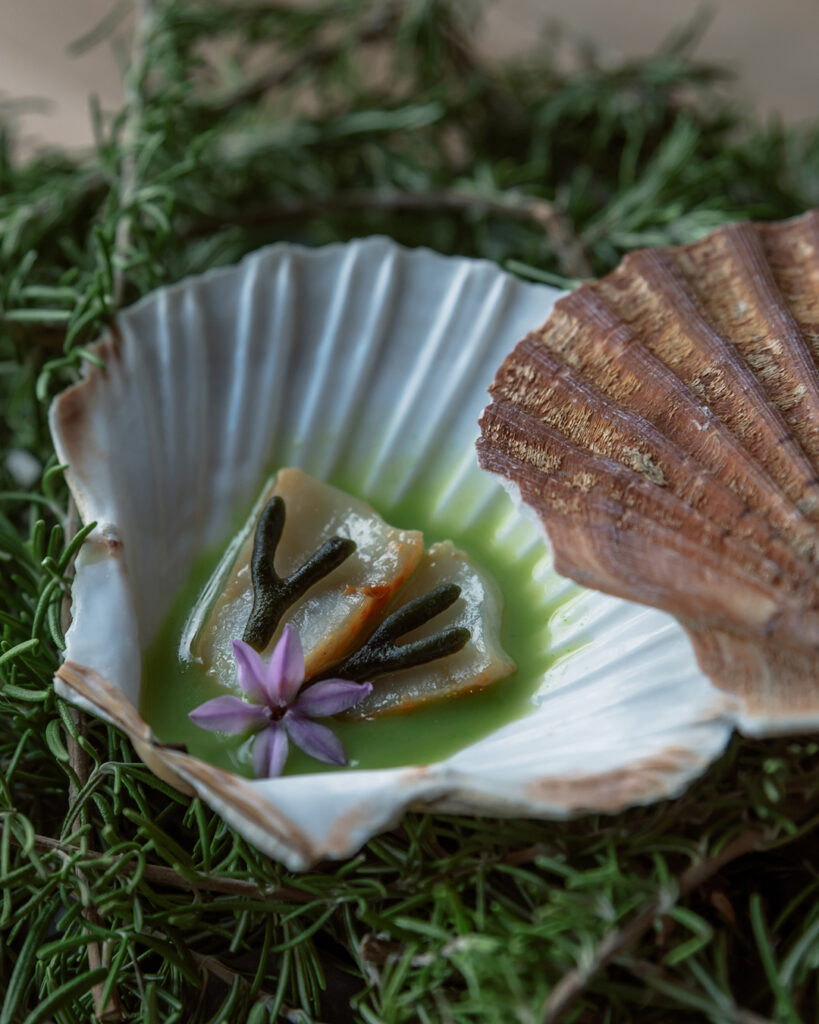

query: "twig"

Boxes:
[17, 830, 312, 903]
[65, 723, 125, 1021]
[183, 187, 593, 279]
[57, 495, 124, 1020]
[503, 843, 553, 866]
[207, 1, 402, 115]
[189, 944, 271, 995]
[624, 960, 775, 1024]
[138, 927, 279, 1008]
[542, 828, 770, 1024]
[145, 927, 316, 1022]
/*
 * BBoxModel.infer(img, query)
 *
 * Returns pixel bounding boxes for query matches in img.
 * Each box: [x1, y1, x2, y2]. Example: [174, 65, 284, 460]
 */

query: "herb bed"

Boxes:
[1, 2, 819, 1021]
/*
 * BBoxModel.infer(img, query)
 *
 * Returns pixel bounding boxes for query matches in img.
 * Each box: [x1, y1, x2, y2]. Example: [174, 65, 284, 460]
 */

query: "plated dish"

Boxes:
[50, 233, 782, 870]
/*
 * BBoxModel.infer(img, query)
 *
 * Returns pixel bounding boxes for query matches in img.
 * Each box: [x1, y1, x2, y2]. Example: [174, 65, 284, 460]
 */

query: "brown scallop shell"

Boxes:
[478, 209, 819, 727]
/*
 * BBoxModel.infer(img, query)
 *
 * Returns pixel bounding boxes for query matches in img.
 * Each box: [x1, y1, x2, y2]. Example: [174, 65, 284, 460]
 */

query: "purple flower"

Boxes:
[188, 624, 372, 778]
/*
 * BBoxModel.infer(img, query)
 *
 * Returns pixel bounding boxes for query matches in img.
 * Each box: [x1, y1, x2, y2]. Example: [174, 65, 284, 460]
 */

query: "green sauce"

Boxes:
[141, 463, 566, 777]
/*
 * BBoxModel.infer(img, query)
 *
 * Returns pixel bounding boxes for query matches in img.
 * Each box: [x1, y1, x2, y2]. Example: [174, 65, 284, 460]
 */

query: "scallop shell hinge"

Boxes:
[478, 209, 819, 733]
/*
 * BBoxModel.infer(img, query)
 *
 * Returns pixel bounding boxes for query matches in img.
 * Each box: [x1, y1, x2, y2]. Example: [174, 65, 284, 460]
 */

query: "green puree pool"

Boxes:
[141, 470, 558, 778]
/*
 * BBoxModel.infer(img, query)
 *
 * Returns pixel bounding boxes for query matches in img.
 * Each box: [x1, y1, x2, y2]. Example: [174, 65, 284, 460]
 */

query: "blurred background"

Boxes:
[2, 0, 817, 155]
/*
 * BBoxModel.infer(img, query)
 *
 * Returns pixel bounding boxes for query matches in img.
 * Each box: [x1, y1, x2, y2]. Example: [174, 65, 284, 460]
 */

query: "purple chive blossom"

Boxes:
[188, 624, 372, 778]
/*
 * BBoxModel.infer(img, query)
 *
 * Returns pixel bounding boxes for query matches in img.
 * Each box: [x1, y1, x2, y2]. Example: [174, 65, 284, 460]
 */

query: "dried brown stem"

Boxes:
[185, 187, 592, 279]
[542, 828, 770, 1024]
[624, 960, 775, 1024]
[65, 722, 125, 1022]
[188, 946, 270, 993]
[181, 946, 307, 1024]
[19, 831, 312, 904]
[136, 927, 279, 1007]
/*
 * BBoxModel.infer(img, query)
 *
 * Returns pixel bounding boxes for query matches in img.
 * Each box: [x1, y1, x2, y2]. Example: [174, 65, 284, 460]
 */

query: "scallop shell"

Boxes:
[52, 237, 736, 871]
[479, 209, 819, 736]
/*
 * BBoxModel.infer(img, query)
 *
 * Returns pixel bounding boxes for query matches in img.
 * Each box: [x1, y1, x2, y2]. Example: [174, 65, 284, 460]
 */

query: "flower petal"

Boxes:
[267, 623, 305, 705]
[252, 724, 289, 778]
[284, 712, 347, 766]
[231, 639, 268, 704]
[292, 679, 373, 718]
[189, 696, 269, 734]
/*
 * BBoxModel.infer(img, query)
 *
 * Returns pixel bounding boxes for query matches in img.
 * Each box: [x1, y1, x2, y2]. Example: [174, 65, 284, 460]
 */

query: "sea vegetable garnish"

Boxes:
[318, 582, 471, 683]
[242, 495, 356, 651]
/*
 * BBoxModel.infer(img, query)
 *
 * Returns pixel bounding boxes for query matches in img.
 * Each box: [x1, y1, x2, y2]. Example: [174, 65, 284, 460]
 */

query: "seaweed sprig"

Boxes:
[318, 582, 470, 683]
[242, 495, 356, 651]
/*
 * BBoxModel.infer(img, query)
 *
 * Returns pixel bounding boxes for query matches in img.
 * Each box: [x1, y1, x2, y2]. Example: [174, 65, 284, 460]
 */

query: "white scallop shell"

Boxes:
[50, 238, 736, 871]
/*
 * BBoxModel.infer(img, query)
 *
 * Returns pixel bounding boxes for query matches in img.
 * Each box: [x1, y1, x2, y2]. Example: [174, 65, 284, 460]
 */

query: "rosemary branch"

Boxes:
[113, 0, 155, 306]
[542, 828, 771, 1024]
[207, 1, 402, 115]
[183, 187, 593, 279]
[10, 830, 312, 904]
[66, 723, 125, 1022]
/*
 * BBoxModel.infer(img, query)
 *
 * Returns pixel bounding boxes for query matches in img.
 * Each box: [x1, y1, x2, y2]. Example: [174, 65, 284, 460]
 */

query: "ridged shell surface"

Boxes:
[51, 238, 734, 871]
[479, 210, 819, 735]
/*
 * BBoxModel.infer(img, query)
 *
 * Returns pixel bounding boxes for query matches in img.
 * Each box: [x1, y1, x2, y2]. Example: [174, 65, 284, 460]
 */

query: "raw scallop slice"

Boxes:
[346, 541, 517, 719]
[186, 468, 424, 683]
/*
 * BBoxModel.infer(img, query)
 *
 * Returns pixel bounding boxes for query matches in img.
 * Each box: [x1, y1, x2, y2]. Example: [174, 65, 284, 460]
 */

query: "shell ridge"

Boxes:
[490, 337, 817, 585]
[672, 222, 819, 464]
[479, 397, 817, 621]
[261, 252, 299, 471]
[119, 315, 173, 642]
[315, 246, 402, 482]
[223, 252, 264, 490]
[595, 249, 819, 519]
[363, 261, 474, 495]
[391, 271, 515, 505]
[538, 290, 819, 560]
[183, 282, 218, 556]
[293, 242, 360, 474]
[757, 212, 819, 372]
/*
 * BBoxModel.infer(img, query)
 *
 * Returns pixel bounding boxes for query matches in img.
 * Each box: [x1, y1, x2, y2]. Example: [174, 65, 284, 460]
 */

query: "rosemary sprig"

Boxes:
[242, 496, 356, 651]
[318, 583, 470, 683]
